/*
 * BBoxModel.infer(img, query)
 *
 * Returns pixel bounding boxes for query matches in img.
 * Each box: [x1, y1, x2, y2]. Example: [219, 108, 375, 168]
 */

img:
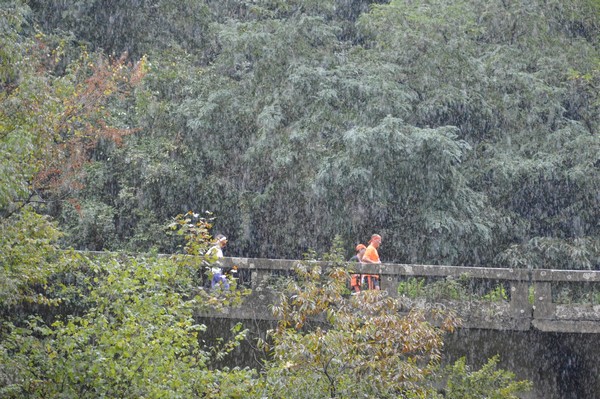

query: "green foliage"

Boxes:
[18, 0, 600, 271]
[0, 209, 256, 398]
[42, 256, 250, 398]
[481, 284, 508, 303]
[0, 2, 146, 220]
[0, 253, 256, 398]
[552, 281, 600, 305]
[0, 317, 53, 398]
[59, 200, 117, 251]
[0, 208, 64, 306]
[313, 117, 494, 265]
[398, 276, 509, 302]
[261, 241, 461, 398]
[29, 0, 214, 60]
[165, 211, 253, 299]
[167, 211, 215, 256]
[258, 243, 529, 398]
[442, 356, 532, 399]
[0, 200, 533, 399]
[496, 237, 600, 270]
[0, 3, 38, 211]
[397, 277, 427, 298]
[425, 276, 471, 302]
[529, 285, 535, 305]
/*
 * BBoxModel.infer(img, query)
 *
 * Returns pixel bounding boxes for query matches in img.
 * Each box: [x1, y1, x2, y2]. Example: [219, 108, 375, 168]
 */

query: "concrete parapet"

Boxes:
[81, 252, 600, 333]
[213, 257, 600, 333]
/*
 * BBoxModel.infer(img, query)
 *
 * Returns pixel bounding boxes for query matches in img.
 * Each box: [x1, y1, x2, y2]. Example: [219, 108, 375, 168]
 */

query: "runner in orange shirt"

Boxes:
[349, 244, 366, 293]
[362, 234, 382, 264]
[361, 234, 382, 290]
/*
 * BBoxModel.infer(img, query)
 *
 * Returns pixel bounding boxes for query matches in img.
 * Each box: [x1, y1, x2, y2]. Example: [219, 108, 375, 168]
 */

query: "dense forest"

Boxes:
[2, 0, 600, 268]
[2, 0, 598, 397]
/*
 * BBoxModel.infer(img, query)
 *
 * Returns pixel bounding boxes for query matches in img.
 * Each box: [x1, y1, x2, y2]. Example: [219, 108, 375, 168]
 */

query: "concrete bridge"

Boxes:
[80, 252, 600, 397]
[206, 257, 600, 334]
[198, 257, 600, 399]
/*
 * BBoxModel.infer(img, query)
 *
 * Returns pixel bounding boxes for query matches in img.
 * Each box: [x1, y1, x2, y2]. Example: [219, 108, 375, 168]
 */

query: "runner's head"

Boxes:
[355, 243, 367, 261]
[215, 234, 228, 247]
[369, 234, 382, 247]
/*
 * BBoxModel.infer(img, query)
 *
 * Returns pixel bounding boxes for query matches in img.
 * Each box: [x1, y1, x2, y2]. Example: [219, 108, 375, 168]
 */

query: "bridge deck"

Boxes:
[199, 257, 600, 333]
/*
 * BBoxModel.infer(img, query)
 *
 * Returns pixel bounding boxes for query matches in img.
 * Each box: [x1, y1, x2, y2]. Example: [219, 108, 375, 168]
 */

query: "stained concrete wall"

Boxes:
[199, 257, 600, 399]
[213, 256, 600, 333]
[198, 317, 600, 399]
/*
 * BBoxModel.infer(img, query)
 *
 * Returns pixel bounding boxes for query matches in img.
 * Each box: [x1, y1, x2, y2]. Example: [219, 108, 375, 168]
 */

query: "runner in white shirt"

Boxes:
[208, 234, 229, 290]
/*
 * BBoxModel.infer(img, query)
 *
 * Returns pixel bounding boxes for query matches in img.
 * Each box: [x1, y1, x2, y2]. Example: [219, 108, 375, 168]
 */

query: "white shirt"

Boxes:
[208, 245, 224, 273]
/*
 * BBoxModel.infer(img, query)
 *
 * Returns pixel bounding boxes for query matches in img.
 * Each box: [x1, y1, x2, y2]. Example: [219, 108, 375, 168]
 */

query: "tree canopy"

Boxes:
[6, 0, 597, 397]
[3, 0, 600, 267]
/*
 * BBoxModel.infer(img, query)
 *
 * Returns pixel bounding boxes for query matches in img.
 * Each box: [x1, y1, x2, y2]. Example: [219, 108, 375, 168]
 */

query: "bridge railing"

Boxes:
[83, 251, 600, 332]
[532, 269, 600, 333]
[216, 257, 600, 333]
